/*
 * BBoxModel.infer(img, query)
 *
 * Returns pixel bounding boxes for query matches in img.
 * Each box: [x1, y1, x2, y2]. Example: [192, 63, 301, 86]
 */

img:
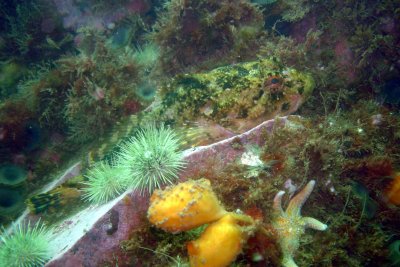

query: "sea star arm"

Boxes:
[303, 217, 328, 231]
[273, 190, 285, 214]
[286, 180, 315, 216]
[282, 256, 298, 267]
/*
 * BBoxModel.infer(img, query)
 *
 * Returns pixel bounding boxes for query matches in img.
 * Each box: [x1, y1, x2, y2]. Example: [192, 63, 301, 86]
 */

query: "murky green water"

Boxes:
[0, 0, 399, 266]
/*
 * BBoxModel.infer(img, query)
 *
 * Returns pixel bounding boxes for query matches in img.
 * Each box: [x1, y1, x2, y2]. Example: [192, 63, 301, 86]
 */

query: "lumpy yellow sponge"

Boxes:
[147, 179, 227, 233]
[187, 213, 255, 267]
[147, 178, 258, 267]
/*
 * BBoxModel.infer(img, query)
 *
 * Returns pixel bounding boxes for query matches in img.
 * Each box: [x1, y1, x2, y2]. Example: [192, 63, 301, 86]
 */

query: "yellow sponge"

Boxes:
[147, 179, 227, 233]
[187, 213, 254, 267]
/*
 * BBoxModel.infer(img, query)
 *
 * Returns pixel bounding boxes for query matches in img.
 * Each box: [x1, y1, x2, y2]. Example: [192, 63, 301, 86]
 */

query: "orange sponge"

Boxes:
[187, 213, 255, 267]
[147, 179, 227, 233]
[386, 173, 400, 205]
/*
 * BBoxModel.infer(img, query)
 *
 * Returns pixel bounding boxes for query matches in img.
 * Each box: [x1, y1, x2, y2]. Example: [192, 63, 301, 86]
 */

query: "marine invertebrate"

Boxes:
[133, 43, 160, 70]
[135, 80, 157, 103]
[82, 161, 129, 204]
[147, 179, 227, 232]
[0, 188, 24, 216]
[0, 164, 27, 187]
[385, 172, 400, 205]
[0, 221, 53, 267]
[272, 180, 327, 267]
[187, 213, 256, 267]
[118, 124, 185, 195]
[148, 178, 258, 266]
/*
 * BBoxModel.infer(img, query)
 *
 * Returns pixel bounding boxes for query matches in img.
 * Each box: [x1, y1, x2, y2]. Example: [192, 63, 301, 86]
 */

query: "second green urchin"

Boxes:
[118, 124, 185, 195]
[82, 161, 129, 204]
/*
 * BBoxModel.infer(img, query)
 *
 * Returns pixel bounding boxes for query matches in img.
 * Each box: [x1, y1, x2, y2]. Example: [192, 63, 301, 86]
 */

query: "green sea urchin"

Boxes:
[0, 221, 53, 267]
[82, 161, 129, 204]
[118, 124, 185, 195]
[133, 43, 160, 69]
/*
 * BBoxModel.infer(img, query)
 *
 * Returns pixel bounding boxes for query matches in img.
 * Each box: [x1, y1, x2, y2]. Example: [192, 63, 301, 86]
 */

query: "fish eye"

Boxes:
[271, 78, 280, 84]
[264, 76, 283, 92]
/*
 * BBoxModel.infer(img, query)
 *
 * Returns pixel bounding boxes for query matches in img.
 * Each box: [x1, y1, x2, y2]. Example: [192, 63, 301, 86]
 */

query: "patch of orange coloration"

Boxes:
[245, 228, 280, 265]
[264, 75, 283, 92]
[386, 173, 400, 205]
[345, 158, 393, 179]
[187, 213, 255, 267]
[261, 153, 285, 174]
[363, 159, 393, 177]
[123, 99, 141, 115]
[122, 195, 133, 206]
[147, 179, 227, 233]
[245, 206, 264, 221]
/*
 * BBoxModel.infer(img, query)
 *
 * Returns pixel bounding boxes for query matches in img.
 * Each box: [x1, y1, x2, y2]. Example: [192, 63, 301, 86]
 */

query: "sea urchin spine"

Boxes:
[118, 123, 185, 195]
[0, 221, 53, 267]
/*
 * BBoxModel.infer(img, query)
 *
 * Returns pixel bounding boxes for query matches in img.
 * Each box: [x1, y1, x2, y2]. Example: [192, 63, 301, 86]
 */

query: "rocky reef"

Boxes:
[0, 0, 400, 266]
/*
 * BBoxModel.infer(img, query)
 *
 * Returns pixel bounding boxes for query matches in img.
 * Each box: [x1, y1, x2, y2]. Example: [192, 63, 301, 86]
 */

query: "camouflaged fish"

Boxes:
[28, 58, 314, 213]
[88, 58, 315, 163]
[153, 57, 314, 134]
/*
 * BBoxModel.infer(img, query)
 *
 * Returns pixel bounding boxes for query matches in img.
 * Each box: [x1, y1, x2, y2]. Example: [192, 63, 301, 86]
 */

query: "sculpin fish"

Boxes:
[152, 57, 314, 133]
[89, 58, 314, 161]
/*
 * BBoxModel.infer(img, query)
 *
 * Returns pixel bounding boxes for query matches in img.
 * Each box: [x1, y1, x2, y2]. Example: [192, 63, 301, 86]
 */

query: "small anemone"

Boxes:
[135, 81, 157, 103]
[0, 164, 28, 187]
[0, 188, 24, 216]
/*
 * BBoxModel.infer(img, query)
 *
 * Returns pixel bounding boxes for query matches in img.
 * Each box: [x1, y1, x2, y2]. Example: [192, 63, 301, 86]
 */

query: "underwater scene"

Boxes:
[0, 0, 400, 266]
